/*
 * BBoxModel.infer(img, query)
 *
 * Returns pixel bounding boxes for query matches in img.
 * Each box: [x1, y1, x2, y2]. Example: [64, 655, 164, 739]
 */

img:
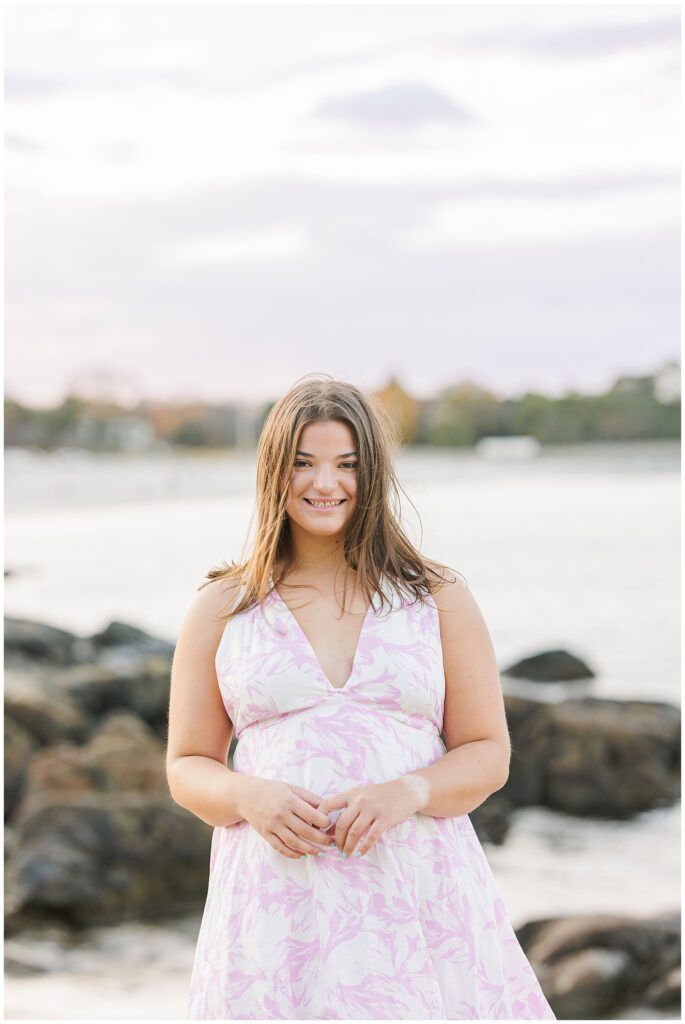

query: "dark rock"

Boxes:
[89, 621, 174, 657]
[503, 649, 595, 681]
[4, 619, 82, 667]
[4, 712, 214, 932]
[22, 712, 168, 798]
[503, 695, 680, 817]
[5, 668, 91, 749]
[501, 695, 548, 805]
[643, 964, 681, 1009]
[55, 655, 171, 732]
[518, 910, 680, 1021]
[4, 616, 174, 671]
[5, 825, 18, 863]
[4, 715, 41, 820]
[469, 794, 513, 845]
[5, 793, 212, 931]
[551, 946, 632, 1016]
[544, 699, 679, 816]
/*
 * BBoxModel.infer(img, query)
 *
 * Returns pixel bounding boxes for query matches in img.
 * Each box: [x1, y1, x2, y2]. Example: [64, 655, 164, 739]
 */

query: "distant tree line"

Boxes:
[4, 362, 680, 452]
[374, 365, 680, 446]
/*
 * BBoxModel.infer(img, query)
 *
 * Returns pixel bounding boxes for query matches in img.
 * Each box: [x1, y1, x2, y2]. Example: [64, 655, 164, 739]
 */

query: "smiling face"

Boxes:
[285, 419, 359, 538]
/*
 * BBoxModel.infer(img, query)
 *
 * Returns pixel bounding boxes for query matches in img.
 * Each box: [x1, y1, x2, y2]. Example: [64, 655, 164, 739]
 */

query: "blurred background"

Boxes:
[4, 3, 680, 1020]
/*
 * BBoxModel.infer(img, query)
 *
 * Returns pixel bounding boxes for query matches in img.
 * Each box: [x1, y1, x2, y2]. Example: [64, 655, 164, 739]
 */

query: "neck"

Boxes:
[285, 523, 350, 578]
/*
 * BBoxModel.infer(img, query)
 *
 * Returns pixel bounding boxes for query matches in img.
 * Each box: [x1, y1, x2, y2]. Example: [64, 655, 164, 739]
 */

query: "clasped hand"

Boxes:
[318, 775, 430, 858]
[242, 776, 429, 860]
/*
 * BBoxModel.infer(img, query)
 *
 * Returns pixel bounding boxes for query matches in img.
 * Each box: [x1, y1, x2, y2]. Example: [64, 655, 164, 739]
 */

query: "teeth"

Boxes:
[306, 499, 343, 507]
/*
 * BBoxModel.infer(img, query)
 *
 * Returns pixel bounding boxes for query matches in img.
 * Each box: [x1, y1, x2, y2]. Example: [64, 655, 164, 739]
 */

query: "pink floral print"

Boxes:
[186, 579, 556, 1019]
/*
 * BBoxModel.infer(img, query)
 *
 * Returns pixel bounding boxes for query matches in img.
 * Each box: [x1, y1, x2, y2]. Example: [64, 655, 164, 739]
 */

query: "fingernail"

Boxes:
[317, 852, 324, 857]
[341, 851, 348, 858]
[354, 850, 362, 857]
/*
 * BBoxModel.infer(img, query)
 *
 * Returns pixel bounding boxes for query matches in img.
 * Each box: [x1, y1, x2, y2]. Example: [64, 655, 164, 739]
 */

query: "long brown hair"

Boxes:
[200, 373, 465, 620]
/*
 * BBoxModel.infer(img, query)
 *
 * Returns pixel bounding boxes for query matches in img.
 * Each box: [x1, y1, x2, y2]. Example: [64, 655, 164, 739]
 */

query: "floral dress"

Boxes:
[187, 578, 556, 1020]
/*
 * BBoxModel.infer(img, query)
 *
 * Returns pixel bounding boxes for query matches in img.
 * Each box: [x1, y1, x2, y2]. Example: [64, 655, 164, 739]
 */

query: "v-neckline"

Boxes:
[269, 578, 377, 692]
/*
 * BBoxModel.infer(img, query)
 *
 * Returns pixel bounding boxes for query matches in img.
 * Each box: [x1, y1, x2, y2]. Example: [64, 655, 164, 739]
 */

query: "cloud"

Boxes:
[314, 82, 471, 127]
[4, 72, 74, 98]
[457, 14, 680, 60]
[532, 14, 680, 57]
[4, 67, 203, 100]
[5, 132, 46, 153]
[161, 225, 311, 268]
[402, 186, 679, 248]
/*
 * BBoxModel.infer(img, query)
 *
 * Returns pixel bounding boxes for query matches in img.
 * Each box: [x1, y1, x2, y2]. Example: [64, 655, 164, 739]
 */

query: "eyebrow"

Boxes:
[295, 450, 358, 458]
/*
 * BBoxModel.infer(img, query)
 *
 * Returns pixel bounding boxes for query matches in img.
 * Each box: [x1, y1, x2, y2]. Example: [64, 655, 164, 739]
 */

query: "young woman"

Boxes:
[167, 376, 556, 1020]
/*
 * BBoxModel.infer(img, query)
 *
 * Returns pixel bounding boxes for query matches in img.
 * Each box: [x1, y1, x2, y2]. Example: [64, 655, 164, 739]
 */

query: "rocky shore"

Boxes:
[4, 616, 681, 1019]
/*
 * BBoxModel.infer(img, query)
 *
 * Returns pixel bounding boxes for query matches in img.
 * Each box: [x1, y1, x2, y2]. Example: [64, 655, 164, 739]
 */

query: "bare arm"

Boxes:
[402, 567, 511, 819]
[166, 578, 253, 827]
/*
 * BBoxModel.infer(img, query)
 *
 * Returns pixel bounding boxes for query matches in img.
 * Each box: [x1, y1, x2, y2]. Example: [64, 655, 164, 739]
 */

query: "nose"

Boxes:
[312, 465, 338, 492]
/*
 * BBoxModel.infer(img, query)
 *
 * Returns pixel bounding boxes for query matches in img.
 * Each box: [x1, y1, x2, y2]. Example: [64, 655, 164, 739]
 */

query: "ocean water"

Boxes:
[5, 440, 680, 705]
[4, 440, 680, 1018]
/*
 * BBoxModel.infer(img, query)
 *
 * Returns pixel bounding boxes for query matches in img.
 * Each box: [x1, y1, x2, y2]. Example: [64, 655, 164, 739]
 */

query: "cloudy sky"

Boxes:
[5, 3, 680, 407]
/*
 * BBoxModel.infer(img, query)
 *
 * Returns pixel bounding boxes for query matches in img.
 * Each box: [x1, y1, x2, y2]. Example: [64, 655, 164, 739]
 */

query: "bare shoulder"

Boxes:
[182, 575, 243, 640]
[423, 557, 470, 614]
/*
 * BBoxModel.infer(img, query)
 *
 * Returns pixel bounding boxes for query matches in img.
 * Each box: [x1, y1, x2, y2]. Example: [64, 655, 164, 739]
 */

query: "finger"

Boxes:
[289, 785, 324, 808]
[317, 792, 348, 818]
[335, 806, 361, 852]
[287, 812, 335, 847]
[291, 795, 332, 830]
[343, 813, 371, 857]
[266, 832, 306, 859]
[357, 820, 385, 856]
[281, 825, 327, 857]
